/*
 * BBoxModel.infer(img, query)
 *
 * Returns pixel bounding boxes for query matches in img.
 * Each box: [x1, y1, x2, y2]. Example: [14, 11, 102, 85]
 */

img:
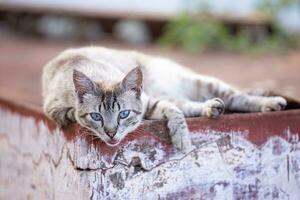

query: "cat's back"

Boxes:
[42, 46, 193, 102]
[42, 47, 129, 95]
[53, 47, 144, 77]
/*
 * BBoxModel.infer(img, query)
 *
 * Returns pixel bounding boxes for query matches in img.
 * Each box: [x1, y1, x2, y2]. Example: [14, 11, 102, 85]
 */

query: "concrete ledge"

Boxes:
[1, 95, 300, 199]
[1, 95, 300, 146]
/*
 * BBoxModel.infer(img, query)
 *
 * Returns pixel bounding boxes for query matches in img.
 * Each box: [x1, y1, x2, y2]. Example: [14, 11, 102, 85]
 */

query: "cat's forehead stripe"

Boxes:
[101, 91, 120, 111]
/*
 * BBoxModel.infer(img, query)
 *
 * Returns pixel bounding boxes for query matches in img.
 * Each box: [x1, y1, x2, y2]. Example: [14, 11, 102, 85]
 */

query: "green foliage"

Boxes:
[158, 13, 298, 53]
[257, 0, 298, 16]
[159, 14, 228, 52]
[159, 0, 299, 54]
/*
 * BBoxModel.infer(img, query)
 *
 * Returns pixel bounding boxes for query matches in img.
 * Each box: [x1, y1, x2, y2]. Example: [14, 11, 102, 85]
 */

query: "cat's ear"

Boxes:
[120, 66, 143, 96]
[73, 70, 98, 102]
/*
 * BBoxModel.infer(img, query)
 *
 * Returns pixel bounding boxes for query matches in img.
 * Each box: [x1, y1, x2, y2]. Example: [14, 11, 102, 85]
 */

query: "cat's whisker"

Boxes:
[87, 135, 100, 143]
[77, 131, 88, 138]
[85, 132, 98, 139]
[77, 131, 87, 137]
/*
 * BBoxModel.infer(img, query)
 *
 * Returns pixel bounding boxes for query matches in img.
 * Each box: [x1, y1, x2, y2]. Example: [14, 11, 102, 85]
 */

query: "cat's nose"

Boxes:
[106, 132, 117, 139]
[104, 127, 117, 138]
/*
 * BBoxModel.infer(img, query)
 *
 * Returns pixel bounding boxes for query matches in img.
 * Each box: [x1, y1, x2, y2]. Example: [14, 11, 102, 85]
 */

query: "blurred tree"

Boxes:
[158, 0, 299, 53]
[257, 0, 299, 17]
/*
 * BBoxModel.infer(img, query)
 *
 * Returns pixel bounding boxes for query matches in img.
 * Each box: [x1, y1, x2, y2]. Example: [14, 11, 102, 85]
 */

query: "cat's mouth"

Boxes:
[106, 139, 120, 146]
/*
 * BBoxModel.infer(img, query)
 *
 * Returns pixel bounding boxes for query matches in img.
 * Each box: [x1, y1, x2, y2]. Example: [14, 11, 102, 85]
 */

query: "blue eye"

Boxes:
[90, 113, 102, 121]
[119, 110, 130, 119]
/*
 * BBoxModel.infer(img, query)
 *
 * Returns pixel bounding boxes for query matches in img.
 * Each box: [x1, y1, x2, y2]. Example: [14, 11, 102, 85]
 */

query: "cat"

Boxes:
[42, 47, 287, 152]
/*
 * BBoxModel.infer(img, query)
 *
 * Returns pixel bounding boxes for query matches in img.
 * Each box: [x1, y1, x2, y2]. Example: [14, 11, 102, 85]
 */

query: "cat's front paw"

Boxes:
[205, 98, 225, 118]
[172, 131, 192, 153]
[261, 96, 287, 112]
[51, 108, 76, 128]
[170, 126, 192, 153]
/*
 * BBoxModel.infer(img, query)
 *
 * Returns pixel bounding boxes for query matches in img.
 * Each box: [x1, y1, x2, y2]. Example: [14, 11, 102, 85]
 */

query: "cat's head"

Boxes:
[73, 67, 143, 146]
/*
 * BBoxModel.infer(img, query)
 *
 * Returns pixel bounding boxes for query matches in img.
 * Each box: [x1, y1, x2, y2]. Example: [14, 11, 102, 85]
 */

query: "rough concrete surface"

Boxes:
[1, 106, 300, 199]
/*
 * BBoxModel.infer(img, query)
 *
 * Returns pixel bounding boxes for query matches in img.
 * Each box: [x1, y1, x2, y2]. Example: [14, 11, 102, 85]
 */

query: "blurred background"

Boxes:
[0, 0, 299, 106]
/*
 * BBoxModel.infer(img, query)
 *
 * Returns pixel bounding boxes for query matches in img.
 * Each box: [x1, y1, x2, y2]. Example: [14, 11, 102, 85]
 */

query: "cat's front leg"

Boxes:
[145, 99, 192, 153]
[203, 98, 225, 117]
[172, 98, 225, 118]
[48, 107, 76, 127]
[43, 99, 76, 127]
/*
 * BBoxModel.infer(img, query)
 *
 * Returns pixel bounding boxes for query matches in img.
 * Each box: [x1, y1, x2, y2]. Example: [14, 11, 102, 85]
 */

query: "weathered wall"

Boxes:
[1, 106, 300, 199]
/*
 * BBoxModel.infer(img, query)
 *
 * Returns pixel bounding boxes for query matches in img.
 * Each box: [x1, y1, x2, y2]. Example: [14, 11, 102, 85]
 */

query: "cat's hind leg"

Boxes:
[145, 99, 192, 153]
[226, 94, 287, 112]
[43, 97, 76, 127]
[190, 75, 287, 113]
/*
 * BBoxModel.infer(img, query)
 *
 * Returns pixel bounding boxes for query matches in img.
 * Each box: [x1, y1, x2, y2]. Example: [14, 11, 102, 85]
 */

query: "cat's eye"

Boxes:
[90, 112, 102, 121]
[119, 110, 130, 119]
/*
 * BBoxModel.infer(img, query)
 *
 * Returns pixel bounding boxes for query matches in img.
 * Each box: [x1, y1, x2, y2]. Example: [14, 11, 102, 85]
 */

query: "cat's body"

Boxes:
[43, 47, 286, 152]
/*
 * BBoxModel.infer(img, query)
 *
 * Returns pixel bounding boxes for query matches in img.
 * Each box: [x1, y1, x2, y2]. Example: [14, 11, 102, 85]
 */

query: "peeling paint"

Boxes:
[1, 108, 300, 199]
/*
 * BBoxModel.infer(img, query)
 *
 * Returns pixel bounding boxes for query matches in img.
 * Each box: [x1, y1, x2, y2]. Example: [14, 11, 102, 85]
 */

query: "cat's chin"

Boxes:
[105, 139, 120, 147]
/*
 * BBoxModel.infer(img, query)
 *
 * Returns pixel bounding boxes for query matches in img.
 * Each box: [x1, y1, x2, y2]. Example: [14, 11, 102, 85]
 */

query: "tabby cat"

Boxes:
[42, 47, 286, 152]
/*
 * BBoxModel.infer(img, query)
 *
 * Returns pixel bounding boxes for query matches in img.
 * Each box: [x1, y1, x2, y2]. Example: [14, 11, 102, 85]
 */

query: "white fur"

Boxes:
[42, 47, 287, 152]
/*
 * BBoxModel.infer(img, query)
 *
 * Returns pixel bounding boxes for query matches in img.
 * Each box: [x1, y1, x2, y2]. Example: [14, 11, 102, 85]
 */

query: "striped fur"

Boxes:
[42, 47, 287, 152]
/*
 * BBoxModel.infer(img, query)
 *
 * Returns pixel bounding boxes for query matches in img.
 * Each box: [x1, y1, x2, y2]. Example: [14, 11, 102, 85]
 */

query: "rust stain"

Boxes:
[1, 94, 300, 150]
